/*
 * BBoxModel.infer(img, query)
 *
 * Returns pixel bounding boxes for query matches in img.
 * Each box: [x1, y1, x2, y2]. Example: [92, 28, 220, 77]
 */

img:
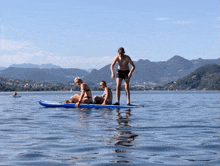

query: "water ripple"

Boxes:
[0, 91, 219, 165]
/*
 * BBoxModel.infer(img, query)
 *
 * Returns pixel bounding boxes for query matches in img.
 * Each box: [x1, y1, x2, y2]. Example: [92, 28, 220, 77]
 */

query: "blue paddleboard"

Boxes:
[39, 100, 140, 109]
[11, 95, 21, 98]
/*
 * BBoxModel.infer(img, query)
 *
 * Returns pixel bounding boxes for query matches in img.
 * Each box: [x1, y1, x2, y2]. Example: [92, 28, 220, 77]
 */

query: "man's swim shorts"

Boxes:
[116, 70, 130, 79]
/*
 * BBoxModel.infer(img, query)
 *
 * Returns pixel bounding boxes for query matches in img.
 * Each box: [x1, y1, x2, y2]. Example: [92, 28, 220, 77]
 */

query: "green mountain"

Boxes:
[154, 64, 220, 90]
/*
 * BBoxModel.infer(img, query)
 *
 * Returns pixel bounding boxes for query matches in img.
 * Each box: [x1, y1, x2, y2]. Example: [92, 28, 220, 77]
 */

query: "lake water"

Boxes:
[0, 91, 219, 166]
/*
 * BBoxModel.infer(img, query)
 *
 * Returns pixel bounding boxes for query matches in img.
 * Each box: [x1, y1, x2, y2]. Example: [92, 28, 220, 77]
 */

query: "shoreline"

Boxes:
[1, 90, 219, 93]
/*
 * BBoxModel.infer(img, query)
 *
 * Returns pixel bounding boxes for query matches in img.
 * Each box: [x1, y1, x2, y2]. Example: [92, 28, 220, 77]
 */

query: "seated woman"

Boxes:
[94, 81, 113, 105]
[65, 77, 93, 107]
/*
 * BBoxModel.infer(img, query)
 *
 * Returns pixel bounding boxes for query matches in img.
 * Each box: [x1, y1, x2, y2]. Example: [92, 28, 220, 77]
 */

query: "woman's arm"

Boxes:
[75, 84, 86, 107]
[102, 87, 109, 105]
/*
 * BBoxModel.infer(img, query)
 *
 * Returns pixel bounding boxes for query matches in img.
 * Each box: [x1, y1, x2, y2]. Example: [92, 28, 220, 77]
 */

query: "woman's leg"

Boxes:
[65, 94, 80, 103]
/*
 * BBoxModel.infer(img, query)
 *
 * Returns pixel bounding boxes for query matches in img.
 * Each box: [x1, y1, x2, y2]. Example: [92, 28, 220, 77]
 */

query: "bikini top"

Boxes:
[80, 83, 91, 92]
[103, 89, 112, 95]
[81, 88, 91, 92]
[80, 87, 92, 99]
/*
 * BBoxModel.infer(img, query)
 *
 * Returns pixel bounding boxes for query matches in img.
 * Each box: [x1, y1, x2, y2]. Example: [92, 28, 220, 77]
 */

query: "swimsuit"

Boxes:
[84, 96, 93, 104]
[81, 88, 93, 103]
[103, 90, 112, 95]
[116, 69, 130, 79]
[107, 99, 112, 105]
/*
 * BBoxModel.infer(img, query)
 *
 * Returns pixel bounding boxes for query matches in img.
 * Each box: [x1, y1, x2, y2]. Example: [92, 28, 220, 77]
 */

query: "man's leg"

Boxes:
[115, 78, 123, 104]
[124, 79, 130, 104]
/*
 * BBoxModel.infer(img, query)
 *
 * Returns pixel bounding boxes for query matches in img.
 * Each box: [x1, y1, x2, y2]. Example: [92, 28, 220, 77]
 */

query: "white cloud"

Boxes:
[155, 18, 192, 25]
[166, 20, 192, 25]
[155, 18, 169, 21]
[0, 39, 31, 51]
[0, 39, 113, 69]
[57, 56, 113, 69]
[0, 51, 113, 69]
[0, 51, 45, 65]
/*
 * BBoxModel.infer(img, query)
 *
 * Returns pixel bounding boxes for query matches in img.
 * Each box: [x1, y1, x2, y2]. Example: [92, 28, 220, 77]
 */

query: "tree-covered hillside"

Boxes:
[0, 78, 70, 91]
[154, 64, 220, 90]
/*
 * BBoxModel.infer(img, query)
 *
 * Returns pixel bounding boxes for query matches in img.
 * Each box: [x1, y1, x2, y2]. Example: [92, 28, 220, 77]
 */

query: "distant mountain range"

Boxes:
[9, 63, 62, 69]
[0, 68, 89, 84]
[0, 67, 6, 70]
[0, 63, 94, 72]
[0, 56, 219, 86]
[154, 64, 220, 90]
[83, 56, 219, 87]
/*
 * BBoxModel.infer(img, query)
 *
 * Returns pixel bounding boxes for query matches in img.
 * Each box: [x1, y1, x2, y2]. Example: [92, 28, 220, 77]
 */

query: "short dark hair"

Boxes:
[100, 80, 106, 85]
[118, 47, 125, 54]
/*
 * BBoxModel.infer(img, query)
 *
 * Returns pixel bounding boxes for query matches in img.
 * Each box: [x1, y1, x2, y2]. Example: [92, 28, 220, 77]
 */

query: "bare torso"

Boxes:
[105, 87, 113, 101]
[81, 83, 92, 99]
[117, 54, 130, 71]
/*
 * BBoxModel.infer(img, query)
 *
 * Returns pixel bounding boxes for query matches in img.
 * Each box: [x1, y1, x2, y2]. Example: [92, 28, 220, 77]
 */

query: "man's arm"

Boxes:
[128, 57, 135, 78]
[110, 56, 117, 80]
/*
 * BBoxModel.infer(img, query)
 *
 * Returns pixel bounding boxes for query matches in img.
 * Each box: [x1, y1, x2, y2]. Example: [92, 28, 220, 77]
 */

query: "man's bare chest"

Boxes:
[118, 58, 128, 65]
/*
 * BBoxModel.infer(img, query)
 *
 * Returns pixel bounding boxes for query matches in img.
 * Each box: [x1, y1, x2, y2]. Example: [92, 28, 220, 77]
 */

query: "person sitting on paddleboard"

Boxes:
[93, 81, 113, 105]
[13, 91, 18, 96]
[110, 47, 135, 106]
[64, 77, 93, 107]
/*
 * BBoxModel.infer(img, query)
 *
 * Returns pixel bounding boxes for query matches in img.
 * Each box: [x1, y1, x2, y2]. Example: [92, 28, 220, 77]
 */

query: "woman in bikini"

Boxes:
[93, 81, 113, 105]
[64, 77, 93, 107]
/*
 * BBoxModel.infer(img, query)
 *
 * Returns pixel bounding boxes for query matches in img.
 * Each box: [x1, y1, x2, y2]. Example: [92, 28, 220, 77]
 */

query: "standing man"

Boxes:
[110, 47, 135, 105]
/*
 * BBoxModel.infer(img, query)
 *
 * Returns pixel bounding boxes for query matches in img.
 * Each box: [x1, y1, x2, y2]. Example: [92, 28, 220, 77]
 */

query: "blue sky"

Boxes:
[0, 0, 219, 69]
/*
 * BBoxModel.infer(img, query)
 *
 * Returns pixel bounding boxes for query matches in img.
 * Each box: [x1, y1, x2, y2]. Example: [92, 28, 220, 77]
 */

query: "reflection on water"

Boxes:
[114, 109, 138, 146]
[110, 109, 138, 164]
[72, 109, 92, 143]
